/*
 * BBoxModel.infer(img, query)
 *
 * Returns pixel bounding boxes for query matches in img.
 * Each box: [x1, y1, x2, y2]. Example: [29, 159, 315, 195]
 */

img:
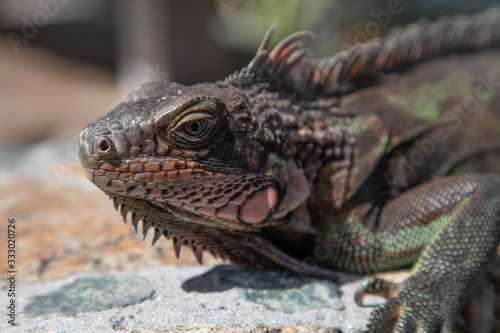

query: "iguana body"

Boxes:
[79, 8, 500, 332]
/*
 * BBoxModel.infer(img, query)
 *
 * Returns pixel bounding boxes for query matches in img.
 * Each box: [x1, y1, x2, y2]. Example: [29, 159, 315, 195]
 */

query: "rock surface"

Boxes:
[1, 266, 375, 333]
[23, 274, 155, 317]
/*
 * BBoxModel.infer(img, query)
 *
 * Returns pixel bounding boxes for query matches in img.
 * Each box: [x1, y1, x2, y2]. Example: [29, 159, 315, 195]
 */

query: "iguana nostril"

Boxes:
[95, 137, 114, 157]
[99, 139, 109, 151]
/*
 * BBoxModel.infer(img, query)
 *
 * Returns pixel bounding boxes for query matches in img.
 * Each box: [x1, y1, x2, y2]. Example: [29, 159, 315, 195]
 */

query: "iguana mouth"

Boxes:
[82, 160, 279, 225]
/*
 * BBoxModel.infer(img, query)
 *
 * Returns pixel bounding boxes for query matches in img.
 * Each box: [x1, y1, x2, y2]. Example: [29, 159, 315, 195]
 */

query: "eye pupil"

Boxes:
[189, 121, 201, 133]
[186, 119, 206, 136]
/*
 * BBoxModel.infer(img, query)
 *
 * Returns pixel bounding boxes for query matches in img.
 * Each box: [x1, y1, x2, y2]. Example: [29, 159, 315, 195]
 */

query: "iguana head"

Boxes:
[79, 80, 295, 226]
[79, 80, 322, 273]
[78, 27, 320, 269]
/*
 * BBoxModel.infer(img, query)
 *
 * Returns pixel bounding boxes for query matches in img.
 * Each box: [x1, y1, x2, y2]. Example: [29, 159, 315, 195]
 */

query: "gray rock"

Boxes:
[23, 274, 154, 317]
[182, 265, 344, 313]
[4, 266, 373, 333]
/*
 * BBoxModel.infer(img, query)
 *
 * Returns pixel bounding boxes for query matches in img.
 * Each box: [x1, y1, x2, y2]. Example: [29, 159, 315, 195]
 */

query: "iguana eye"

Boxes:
[154, 96, 225, 149]
[170, 111, 219, 146]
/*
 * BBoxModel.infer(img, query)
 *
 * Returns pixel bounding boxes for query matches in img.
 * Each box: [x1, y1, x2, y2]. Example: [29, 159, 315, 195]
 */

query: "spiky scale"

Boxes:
[112, 198, 121, 211]
[142, 222, 151, 240]
[152, 228, 162, 246]
[119, 205, 128, 223]
[172, 237, 181, 259]
[192, 245, 203, 265]
[131, 212, 140, 233]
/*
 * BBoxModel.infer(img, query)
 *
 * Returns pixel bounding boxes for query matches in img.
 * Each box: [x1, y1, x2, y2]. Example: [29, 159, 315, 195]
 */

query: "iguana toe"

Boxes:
[355, 277, 401, 305]
[359, 276, 459, 333]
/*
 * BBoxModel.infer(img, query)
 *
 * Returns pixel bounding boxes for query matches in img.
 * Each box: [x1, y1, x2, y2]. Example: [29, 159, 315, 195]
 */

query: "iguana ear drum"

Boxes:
[237, 186, 278, 224]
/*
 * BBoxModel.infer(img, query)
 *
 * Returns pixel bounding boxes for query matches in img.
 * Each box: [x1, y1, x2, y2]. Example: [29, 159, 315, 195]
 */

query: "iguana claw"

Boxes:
[357, 276, 460, 333]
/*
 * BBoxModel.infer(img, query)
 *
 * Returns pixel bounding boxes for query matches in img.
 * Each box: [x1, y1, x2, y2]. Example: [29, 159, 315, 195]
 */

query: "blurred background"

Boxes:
[0, 0, 499, 284]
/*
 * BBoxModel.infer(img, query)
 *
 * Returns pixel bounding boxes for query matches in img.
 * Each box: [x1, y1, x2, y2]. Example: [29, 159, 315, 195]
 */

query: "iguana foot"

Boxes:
[356, 276, 460, 332]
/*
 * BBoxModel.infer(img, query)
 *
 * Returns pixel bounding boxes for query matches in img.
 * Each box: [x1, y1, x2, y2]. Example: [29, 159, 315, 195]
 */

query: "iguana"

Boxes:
[79, 7, 500, 332]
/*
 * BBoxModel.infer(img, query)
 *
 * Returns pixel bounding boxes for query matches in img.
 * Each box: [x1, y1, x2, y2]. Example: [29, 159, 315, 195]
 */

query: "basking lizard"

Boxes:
[79, 7, 500, 332]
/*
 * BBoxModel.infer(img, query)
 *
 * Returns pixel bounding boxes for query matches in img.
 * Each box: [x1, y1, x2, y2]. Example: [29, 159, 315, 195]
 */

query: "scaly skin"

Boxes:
[79, 8, 500, 332]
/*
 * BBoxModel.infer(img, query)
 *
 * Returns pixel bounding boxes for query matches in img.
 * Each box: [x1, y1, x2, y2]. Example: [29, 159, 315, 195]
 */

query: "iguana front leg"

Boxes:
[319, 174, 500, 332]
